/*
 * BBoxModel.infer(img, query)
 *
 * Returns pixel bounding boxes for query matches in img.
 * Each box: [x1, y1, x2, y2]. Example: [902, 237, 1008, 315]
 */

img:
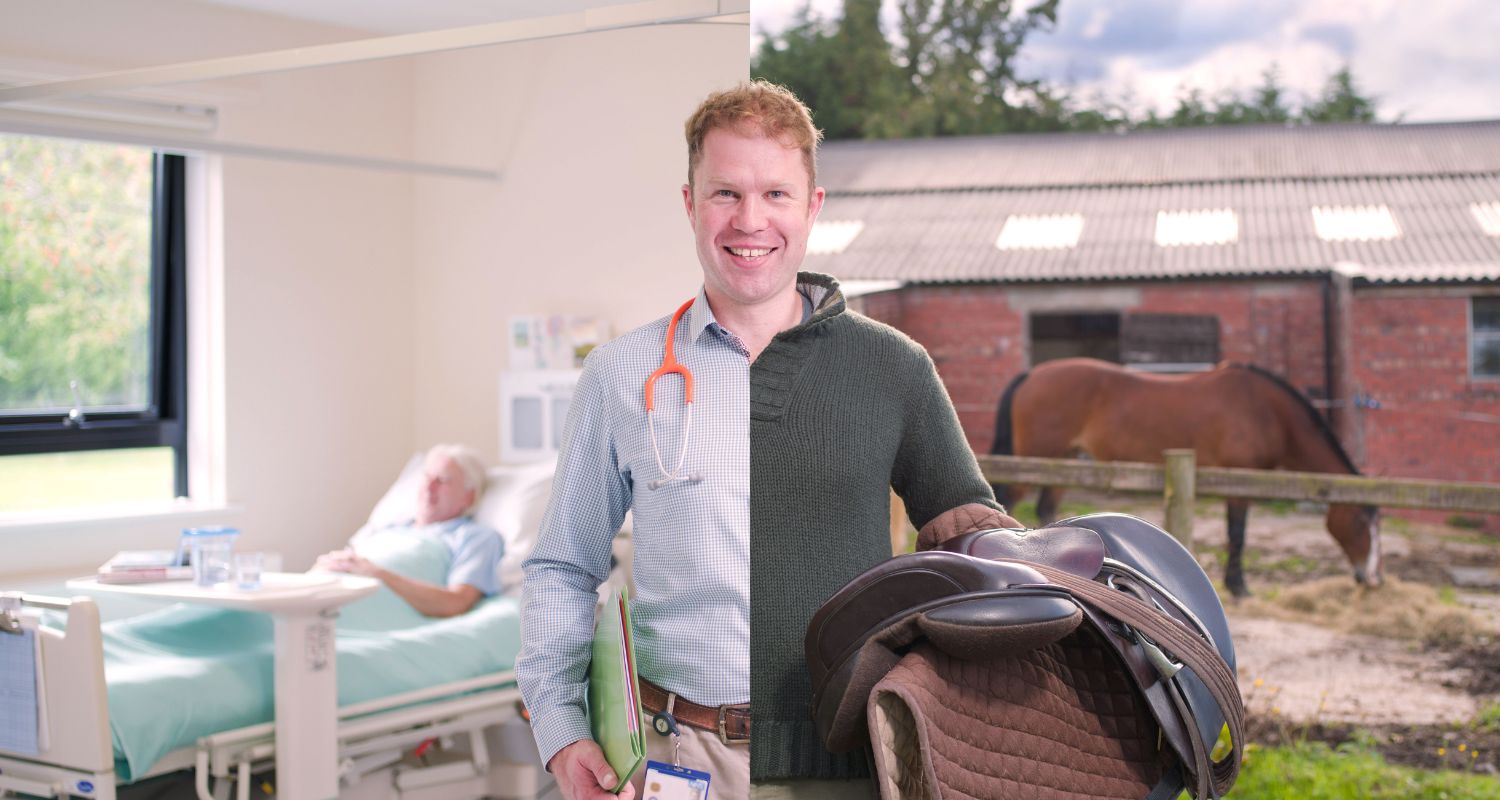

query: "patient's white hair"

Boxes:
[427, 444, 487, 513]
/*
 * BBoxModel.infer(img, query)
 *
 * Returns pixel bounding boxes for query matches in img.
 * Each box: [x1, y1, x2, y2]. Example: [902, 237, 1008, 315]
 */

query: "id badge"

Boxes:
[643, 760, 711, 800]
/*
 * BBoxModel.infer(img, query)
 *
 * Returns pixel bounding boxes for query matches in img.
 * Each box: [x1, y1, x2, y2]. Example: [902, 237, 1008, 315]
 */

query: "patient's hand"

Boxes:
[336, 553, 382, 578]
[310, 549, 348, 572]
[311, 549, 381, 577]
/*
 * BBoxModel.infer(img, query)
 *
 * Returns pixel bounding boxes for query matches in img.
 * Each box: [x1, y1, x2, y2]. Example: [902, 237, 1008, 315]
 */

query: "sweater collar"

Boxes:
[776, 272, 846, 342]
[751, 272, 847, 422]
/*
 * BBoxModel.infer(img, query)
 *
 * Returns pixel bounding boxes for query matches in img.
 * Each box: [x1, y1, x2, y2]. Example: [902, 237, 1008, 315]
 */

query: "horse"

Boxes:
[990, 357, 1382, 597]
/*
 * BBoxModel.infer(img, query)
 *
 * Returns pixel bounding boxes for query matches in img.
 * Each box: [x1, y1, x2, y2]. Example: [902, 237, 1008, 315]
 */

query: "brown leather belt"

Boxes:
[639, 677, 750, 745]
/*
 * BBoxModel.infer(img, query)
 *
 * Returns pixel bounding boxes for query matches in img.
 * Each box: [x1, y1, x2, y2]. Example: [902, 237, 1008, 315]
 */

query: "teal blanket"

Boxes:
[81, 527, 521, 780]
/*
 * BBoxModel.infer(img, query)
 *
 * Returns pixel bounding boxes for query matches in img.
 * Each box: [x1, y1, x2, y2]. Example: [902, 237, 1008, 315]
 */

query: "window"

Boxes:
[1029, 311, 1219, 371]
[1121, 313, 1220, 371]
[0, 134, 187, 512]
[1473, 297, 1500, 379]
[1030, 312, 1120, 364]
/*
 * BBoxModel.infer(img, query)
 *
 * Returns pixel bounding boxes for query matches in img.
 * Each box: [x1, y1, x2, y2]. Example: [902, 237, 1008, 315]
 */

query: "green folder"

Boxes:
[589, 588, 645, 793]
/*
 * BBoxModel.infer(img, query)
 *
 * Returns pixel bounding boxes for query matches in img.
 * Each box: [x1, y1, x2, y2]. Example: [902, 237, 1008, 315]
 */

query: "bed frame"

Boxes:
[0, 594, 551, 800]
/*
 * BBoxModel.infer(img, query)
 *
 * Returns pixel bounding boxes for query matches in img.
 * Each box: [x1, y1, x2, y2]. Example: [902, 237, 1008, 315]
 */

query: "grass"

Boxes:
[1200, 544, 1325, 579]
[1447, 515, 1487, 531]
[1226, 740, 1500, 799]
[1476, 702, 1500, 734]
[1257, 498, 1300, 516]
[0, 448, 174, 513]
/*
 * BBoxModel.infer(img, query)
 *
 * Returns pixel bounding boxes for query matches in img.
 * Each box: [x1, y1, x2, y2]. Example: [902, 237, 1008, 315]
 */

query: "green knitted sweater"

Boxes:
[749, 272, 1003, 781]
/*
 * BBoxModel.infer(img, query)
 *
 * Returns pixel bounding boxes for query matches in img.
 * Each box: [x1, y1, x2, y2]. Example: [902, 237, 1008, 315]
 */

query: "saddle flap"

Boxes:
[917, 595, 1082, 661]
[813, 590, 1080, 753]
[940, 525, 1106, 579]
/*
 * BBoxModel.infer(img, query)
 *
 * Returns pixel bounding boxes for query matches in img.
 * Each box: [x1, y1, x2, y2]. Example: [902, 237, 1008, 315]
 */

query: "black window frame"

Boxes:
[0, 151, 188, 496]
[1472, 295, 1500, 381]
[1029, 310, 1122, 365]
[1121, 312, 1221, 370]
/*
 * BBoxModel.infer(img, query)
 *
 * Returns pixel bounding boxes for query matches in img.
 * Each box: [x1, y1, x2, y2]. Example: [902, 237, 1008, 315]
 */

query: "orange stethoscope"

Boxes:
[644, 298, 701, 490]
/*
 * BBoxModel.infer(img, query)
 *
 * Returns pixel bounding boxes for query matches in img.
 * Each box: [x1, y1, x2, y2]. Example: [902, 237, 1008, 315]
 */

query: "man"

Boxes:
[314, 444, 500, 618]
[517, 81, 1016, 800]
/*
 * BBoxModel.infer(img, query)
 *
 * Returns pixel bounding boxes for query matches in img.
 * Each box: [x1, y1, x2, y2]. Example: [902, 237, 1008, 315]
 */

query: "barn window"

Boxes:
[1030, 312, 1120, 364]
[1122, 313, 1221, 371]
[1473, 297, 1500, 379]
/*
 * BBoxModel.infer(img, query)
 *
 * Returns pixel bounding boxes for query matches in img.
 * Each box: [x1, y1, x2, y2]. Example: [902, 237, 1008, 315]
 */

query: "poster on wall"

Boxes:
[509, 315, 610, 369]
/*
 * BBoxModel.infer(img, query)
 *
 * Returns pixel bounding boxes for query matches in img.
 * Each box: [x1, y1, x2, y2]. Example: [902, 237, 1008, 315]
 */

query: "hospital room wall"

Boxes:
[0, 1, 420, 580]
[0, 4, 752, 583]
[406, 25, 751, 456]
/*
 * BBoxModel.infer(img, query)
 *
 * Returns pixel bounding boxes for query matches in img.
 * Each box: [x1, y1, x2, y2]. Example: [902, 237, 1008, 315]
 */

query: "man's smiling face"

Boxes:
[683, 125, 825, 318]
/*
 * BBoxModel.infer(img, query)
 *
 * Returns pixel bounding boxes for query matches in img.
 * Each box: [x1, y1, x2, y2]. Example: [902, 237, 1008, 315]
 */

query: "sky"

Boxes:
[751, 0, 1500, 123]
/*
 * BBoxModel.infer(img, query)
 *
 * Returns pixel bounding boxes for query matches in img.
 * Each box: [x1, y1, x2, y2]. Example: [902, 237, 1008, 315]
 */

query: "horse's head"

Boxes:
[1326, 504, 1382, 586]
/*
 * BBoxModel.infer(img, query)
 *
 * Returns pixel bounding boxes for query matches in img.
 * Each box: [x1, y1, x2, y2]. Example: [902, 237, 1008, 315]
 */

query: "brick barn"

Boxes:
[805, 121, 1500, 492]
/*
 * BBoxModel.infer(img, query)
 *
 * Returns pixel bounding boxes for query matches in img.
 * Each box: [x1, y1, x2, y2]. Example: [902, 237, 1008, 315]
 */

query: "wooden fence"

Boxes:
[975, 452, 1500, 551]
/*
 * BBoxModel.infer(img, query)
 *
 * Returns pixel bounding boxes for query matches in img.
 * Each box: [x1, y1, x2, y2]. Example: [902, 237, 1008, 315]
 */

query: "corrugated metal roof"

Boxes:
[805, 173, 1500, 284]
[817, 120, 1500, 192]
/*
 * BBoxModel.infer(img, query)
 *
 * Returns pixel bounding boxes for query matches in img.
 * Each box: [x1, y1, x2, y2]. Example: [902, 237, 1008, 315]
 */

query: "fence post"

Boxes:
[1163, 449, 1196, 553]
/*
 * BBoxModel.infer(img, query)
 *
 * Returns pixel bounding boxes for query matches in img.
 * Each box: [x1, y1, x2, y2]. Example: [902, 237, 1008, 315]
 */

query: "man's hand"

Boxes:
[916, 503, 1025, 551]
[549, 739, 635, 800]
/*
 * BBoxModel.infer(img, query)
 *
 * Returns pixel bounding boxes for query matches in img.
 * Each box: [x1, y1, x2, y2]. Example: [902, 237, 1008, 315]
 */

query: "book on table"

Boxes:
[97, 549, 192, 583]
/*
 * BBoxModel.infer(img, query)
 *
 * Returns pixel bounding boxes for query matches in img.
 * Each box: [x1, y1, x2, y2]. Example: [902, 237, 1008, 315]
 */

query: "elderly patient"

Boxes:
[314, 444, 501, 618]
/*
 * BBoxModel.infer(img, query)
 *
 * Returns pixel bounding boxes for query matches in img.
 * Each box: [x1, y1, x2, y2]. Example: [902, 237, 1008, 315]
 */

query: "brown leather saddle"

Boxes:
[806, 513, 1243, 799]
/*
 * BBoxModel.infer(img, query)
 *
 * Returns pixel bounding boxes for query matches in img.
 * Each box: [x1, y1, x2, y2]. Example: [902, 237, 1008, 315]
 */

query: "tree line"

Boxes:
[0, 134, 153, 412]
[753, 0, 1382, 140]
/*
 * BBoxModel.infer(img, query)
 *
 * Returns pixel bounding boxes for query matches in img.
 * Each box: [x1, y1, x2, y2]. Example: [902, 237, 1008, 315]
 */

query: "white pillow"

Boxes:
[475, 462, 560, 595]
[363, 454, 564, 595]
[365, 453, 426, 529]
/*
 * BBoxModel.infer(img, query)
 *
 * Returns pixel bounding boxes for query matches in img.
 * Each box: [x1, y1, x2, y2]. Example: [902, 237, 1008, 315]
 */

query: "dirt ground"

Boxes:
[1024, 489, 1500, 773]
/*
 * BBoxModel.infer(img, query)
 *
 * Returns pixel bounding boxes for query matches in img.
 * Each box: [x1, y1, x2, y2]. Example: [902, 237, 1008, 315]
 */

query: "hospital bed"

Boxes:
[0, 459, 630, 800]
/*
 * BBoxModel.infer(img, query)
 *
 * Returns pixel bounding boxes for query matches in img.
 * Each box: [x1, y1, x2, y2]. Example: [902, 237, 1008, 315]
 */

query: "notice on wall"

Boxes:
[509, 316, 610, 370]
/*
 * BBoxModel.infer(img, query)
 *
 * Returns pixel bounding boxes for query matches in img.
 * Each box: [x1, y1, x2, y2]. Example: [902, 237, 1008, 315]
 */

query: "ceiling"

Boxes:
[194, 0, 682, 35]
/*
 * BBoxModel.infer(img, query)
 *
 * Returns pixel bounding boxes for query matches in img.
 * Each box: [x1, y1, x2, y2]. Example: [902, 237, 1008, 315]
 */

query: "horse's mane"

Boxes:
[1229, 363, 1361, 476]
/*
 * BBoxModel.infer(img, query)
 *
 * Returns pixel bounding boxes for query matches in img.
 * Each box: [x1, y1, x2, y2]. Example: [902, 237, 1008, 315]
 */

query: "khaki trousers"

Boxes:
[628, 704, 749, 800]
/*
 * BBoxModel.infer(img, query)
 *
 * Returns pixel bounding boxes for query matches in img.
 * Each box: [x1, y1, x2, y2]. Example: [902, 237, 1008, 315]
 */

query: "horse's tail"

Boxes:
[991, 369, 1029, 455]
[990, 370, 1031, 508]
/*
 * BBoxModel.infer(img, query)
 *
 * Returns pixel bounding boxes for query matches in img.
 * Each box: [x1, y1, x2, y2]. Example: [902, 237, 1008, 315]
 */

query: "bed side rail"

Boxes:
[0, 592, 114, 773]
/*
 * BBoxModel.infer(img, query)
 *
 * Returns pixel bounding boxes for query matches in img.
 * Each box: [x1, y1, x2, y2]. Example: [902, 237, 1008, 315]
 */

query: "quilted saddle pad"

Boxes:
[869, 627, 1170, 800]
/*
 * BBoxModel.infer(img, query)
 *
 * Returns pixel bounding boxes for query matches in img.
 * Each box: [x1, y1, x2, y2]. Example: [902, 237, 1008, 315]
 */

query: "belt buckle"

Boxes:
[717, 704, 750, 746]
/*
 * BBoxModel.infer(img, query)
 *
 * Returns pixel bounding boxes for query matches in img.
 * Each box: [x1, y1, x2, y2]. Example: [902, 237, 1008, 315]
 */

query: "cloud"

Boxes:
[751, 0, 1500, 122]
[1300, 23, 1354, 57]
